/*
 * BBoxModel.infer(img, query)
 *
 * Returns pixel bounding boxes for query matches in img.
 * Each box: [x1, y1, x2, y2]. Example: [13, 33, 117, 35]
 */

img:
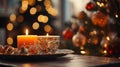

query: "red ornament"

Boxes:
[72, 32, 86, 47]
[92, 11, 109, 27]
[85, 2, 95, 11]
[62, 28, 74, 40]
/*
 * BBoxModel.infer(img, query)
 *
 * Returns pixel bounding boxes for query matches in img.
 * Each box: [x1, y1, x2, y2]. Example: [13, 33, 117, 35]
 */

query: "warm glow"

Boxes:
[80, 46, 84, 50]
[47, 8, 58, 16]
[7, 23, 14, 31]
[96, 2, 100, 5]
[115, 14, 118, 18]
[43, 16, 49, 23]
[37, 15, 48, 23]
[44, 25, 52, 33]
[21, 64, 31, 67]
[46, 33, 49, 36]
[38, 0, 42, 2]
[19, 7, 26, 14]
[17, 15, 24, 22]
[30, 7, 37, 15]
[38, 15, 44, 22]
[32, 22, 40, 30]
[103, 50, 107, 54]
[96, 2, 104, 7]
[104, 43, 108, 48]
[10, 13, 16, 22]
[44, 0, 51, 7]
[100, 3, 104, 7]
[26, 29, 29, 35]
[7, 37, 13, 45]
[93, 30, 97, 35]
[28, 0, 36, 6]
[80, 50, 86, 54]
[106, 36, 110, 41]
[21, 0, 28, 11]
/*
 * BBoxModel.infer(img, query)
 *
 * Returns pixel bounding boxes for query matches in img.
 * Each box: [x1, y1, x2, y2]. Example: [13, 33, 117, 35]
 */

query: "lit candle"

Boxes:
[38, 33, 60, 53]
[17, 29, 38, 52]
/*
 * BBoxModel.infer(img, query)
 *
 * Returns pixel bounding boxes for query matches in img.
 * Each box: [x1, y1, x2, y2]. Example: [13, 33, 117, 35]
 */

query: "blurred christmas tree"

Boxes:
[6, 0, 58, 47]
[62, 0, 120, 57]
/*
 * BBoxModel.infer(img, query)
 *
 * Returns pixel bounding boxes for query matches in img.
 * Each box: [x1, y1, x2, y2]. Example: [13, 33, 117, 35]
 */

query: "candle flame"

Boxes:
[26, 29, 29, 35]
[46, 33, 49, 36]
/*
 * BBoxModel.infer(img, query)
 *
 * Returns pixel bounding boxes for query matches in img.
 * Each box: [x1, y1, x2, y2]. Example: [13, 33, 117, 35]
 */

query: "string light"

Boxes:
[80, 50, 86, 55]
[96, 1, 101, 6]
[43, 16, 48, 23]
[103, 43, 108, 48]
[80, 46, 84, 50]
[106, 36, 110, 41]
[10, 13, 16, 22]
[115, 14, 118, 18]
[30, 7, 37, 15]
[96, 2, 105, 7]
[44, 25, 52, 33]
[7, 37, 13, 45]
[7, 23, 14, 31]
[28, 0, 36, 6]
[103, 50, 107, 54]
[21, 0, 28, 11]
[32, 22, 40, 30]
[37, 15, 49, 23]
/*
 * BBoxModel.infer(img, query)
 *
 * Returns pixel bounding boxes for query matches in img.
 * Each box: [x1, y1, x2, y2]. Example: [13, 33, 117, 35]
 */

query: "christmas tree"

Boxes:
[62, 0, 120, 57]
[6, 0, 58, 47]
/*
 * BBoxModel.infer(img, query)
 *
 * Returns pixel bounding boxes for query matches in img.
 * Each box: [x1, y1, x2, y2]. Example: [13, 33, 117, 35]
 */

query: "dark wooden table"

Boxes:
[0, 54, 120, 67]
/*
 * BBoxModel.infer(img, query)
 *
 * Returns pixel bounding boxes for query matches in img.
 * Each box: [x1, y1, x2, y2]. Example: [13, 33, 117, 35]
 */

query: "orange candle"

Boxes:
[17, 29, 38, 51]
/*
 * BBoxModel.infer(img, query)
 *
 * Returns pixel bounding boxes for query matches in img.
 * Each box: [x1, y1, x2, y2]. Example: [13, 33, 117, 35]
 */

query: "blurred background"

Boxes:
[0, 0, 120, 57]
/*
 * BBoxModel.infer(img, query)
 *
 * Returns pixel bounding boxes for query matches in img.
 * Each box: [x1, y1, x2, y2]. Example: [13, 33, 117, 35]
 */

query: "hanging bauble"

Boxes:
[85, 2, 95, 11]
[62, 28, 74, 40]
[78, 11, 87, 20]
[72, 32, 86, 47]
[92, 11, 109, 27]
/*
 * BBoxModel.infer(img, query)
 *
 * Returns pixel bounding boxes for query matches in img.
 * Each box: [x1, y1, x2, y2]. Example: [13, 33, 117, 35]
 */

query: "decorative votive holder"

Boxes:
[38, 35, 60, 54]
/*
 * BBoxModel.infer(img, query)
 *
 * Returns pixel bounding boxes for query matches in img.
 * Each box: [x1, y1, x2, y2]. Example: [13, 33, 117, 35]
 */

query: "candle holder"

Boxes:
[38, 36, 60, 54]
[17, 35, 39, 54]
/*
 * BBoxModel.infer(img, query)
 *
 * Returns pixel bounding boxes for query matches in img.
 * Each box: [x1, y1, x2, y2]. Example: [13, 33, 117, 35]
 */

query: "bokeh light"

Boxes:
[21, 0, 28, 11]
[7, 23, 14, 31]
[43, 16, 48, 23]
[37, 15, 48, 23]
[44, 0, 58, 16]
[32, 22, 40, 30]
[30, 7, 37, 15]
[44, 0, 51, 7]
[10, 13, 16, 22]
[38, 15, 44, 22]
[44, 25, 52, 32]
[7, 37, 13, 45]
[28, 0, 36, 6]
